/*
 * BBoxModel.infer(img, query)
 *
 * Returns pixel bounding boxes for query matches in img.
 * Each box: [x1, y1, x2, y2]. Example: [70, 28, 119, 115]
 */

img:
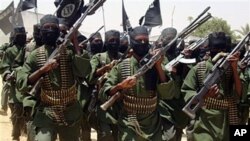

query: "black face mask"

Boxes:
[90, 43, 103, 54]
[199, 47, 210, 58]
[15, 34, 26, 46]
[131, 39, 149, 57]
[119, 44, 128, 53]
[106, 42, 119, 55]
[34, 34, 43, 46]
[41, 28, 60, 46]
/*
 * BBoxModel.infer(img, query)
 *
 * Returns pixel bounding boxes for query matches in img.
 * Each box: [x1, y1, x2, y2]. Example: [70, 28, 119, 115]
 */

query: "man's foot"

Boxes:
[0, 109, 7, 116]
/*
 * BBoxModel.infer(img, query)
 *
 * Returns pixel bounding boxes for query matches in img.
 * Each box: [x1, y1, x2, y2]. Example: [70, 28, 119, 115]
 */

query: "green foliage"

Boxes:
[234, 23, 250, 37]
[190, 17, 238, 42]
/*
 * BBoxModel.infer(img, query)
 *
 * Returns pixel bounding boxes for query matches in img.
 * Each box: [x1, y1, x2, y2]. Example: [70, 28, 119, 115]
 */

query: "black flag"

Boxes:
[139, 0, 162, 27]
[0, 2, 14, 34]
[122, 0, 132, 32]
[21, 0, 37, 11]
[14, 0, 24, 26]
[54, 0, 83, 28]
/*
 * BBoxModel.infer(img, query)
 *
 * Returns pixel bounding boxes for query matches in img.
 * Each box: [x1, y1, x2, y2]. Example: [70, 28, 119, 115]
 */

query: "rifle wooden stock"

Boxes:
[182, 32, 250, 119]
[100, 92, 122, 111]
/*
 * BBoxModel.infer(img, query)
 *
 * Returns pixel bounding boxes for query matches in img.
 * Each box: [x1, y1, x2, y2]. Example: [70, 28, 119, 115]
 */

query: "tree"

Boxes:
[190, 17, 238, 42]
[234, 23, 250, 37]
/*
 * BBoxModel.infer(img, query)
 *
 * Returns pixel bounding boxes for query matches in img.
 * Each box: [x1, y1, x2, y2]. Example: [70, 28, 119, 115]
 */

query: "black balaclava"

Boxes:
[40, 14, 60, 46]
[130, 26, 157, 90]
[129, 26, 149, 58]
[105, 30, 120, 56]
[208, 32, 228, 58]
[33, 24, 43, 46]
[89, 32, 103, 54]
[160, 27, 178, 55]
[13, 26, 27, 46]
[119, 33, 129, 54]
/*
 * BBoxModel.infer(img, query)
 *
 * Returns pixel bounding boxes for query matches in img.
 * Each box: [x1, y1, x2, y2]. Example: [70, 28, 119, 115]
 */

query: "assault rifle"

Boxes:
[140, 6, 212, 65]
[165, 37, 208, 71]
[28, 0, 107, 96]
[100, 6, 212, 111]
[182, 32, 250, 119]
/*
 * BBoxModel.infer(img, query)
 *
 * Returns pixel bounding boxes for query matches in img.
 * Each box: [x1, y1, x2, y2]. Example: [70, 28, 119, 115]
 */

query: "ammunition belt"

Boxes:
[205, 96, 239, 125]
[197, 61, 206, 88]
[123, 94, 157, 114]
[41, 84, 77, 106]
[120, 58, 134, 96]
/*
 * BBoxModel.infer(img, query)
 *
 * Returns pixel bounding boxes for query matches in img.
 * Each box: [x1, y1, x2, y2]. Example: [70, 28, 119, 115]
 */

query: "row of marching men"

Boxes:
[0, 13, 249, 141]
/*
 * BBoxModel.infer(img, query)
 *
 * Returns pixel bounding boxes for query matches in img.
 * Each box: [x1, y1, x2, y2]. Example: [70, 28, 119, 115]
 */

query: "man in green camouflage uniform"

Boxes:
[102, 26, 171, 141]
[0, 26, 27, 141]
[88, 30, 122, 141]
[181, 32, 242, 141]
[16, 14, 91, 141]
[77, 32, 104, 141]
[20, 23, 44, 141]
[0, 41, 12, 115]
[157, 27, 191, 141]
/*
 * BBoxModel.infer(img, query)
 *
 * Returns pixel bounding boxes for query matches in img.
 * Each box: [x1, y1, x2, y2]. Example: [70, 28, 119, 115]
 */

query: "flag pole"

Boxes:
[101, 6, 106, 33]
[35, 7, 38, 23]
[171, 5, 175, 27]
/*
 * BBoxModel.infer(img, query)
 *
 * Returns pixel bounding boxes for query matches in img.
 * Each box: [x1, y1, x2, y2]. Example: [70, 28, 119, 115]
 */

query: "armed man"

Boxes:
[87, 32, 104, 57]
[157, 27, 192, 141]
[16, 14, 91, 141]
[88, 29, 122, 141]
[0, 34, 14, 116]
[77, 31, 104, 141]
[0, 26, 27, 141]
[101, 26, 172, 141]
[181, 32, 242, 141]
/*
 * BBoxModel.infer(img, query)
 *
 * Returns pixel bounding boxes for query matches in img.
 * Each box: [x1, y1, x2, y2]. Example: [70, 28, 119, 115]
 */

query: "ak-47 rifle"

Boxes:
[140, 6, 212, 65]
[182, 32, 250, 119]
[165, 37, 208, 71]
[100, 6, 212, 111]
[28, 0, 107, 96]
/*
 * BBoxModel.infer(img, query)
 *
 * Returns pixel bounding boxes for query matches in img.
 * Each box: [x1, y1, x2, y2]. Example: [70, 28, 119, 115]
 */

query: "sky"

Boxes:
[0, 0, 250, 36]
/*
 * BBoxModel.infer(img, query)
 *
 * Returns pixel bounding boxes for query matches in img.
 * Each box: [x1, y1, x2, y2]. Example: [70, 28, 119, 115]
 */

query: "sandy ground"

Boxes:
[0, 80, 187, 141]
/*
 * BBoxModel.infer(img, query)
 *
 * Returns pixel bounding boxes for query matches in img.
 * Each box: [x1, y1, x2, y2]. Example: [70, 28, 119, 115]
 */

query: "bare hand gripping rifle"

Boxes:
[182, 32, 250, 119]
[100, 6, 212, 111]
[28, 0, 107, 96]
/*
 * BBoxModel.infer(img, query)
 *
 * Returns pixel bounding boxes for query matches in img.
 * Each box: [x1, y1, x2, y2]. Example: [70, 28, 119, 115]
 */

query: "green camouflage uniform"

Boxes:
[0, 43, 10, 113]
[102, 56, 171, 141]
[0, 44, 26, 140]
[89, 51, 122, 141]
[158, 56, 190, 141]
[16, 45, 91, 141]
[181, 59, 241, 141]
